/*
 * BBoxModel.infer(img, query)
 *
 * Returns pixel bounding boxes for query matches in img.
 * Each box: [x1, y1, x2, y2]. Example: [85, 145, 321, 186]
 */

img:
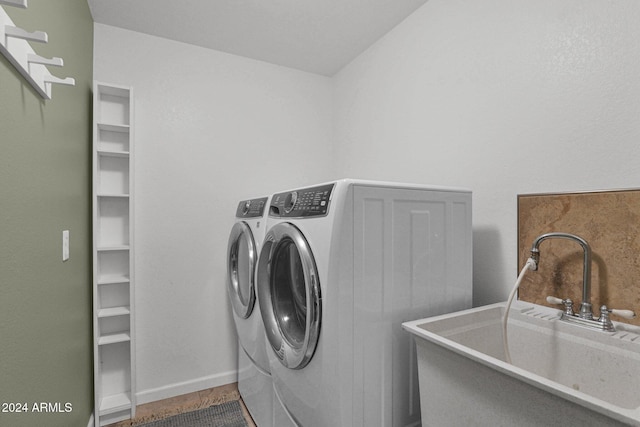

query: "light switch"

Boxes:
[62, 230, 69, 261]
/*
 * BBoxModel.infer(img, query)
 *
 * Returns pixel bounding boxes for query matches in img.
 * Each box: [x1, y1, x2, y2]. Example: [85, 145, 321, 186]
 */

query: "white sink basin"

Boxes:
[403, 301, 640, 426]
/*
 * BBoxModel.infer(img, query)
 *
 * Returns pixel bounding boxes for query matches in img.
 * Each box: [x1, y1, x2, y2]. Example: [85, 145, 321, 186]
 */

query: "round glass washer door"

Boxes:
[258, 222, 321, 369]
[227, 221, 257, 319]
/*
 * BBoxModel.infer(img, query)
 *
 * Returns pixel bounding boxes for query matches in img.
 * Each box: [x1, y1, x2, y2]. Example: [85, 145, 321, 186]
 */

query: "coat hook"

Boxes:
[28, 53, 63, 67]
[5, 25, 47, 43]
[43, 75, 75, 86]
[0, 0, 27, 8]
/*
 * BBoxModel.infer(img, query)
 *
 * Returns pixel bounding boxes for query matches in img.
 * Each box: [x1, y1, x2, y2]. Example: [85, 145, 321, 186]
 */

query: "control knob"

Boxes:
[241, 200, 251, 215]
[284, 191, 298, 214]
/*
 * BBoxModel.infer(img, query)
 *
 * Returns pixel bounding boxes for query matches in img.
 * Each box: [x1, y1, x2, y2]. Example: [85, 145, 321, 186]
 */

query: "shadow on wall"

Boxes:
[472, 226, 503, 307]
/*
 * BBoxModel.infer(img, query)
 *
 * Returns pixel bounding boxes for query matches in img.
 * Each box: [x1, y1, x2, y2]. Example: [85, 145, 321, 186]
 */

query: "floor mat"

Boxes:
[136, 400, 248, 427]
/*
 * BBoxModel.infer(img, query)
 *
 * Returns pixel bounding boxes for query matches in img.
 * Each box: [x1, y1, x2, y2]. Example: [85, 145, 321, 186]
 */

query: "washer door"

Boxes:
[227, 221, 257, 319]
[258, 222, 321, 369]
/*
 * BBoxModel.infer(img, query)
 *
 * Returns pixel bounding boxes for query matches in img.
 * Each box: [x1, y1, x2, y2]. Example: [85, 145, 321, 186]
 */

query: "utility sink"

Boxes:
[403, 301, 640, 426]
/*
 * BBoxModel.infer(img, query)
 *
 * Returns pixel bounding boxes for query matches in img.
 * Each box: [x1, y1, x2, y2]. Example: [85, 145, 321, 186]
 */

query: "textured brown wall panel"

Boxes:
[518, 190, 640, 326]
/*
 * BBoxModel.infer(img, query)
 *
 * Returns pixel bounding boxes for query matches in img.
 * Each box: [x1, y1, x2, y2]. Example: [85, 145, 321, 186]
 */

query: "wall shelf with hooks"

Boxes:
[0, 2, 74, 99]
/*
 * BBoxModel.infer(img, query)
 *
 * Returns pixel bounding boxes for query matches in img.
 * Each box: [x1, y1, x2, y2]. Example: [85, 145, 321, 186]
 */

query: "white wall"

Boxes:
[94, 24, 333, 403]
[95, 0, 640, 404]
[333, 0, 640, 306]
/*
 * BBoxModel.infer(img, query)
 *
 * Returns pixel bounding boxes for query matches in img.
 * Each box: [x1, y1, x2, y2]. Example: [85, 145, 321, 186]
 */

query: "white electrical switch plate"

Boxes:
[62, 230, 69, 261]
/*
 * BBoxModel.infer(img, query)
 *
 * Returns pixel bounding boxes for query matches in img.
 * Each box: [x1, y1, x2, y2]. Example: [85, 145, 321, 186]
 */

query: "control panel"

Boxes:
[235, 197, 268, 218]
[270, 183, 335, 218]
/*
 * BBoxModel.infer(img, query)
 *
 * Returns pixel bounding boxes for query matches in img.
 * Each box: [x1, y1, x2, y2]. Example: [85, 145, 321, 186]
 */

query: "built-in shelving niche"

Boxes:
[92, 82, 134, 427]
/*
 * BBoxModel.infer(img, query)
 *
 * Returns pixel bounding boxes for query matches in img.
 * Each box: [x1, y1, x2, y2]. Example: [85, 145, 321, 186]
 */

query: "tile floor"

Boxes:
[106, 383, 256, 427]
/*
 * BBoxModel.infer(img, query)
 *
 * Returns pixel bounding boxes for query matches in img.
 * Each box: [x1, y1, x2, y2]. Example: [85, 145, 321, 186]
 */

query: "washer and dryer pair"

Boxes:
[228, 179, 473, 427]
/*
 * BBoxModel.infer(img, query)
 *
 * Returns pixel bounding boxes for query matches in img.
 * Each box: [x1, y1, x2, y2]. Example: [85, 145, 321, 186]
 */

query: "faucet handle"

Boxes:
[598, 305, 636, 332]
[546, 296, 563, 305]
[603, 306, 636, 320]
[546, 295, 574, 316]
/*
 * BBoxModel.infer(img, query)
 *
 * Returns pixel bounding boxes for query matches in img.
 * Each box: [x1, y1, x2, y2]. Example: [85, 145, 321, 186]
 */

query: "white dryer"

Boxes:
[227, 197, 273, 427]
[257, 179, 473, 427]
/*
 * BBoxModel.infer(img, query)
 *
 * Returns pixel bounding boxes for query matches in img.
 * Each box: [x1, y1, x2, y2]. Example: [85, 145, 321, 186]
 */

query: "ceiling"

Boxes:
[87, 0, 428, 76]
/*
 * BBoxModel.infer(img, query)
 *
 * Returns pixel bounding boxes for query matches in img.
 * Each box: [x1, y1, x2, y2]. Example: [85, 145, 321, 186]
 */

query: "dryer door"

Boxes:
[227, 221, 257, 319]
[258, 222, 321, 369]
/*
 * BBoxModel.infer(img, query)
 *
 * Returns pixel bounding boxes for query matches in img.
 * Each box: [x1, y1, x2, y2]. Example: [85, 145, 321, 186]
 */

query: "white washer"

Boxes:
[257, 179, 473, 427]
[227, 197, 273, 427]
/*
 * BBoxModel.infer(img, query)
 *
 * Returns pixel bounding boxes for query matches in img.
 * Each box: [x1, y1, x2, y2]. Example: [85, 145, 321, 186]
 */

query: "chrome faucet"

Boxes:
[530, 232, 593, 319]
[530, 232, 636, 331]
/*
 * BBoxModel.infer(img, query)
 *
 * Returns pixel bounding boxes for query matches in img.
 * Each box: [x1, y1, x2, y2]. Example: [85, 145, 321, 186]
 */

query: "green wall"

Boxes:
[0, 1, 94, 426]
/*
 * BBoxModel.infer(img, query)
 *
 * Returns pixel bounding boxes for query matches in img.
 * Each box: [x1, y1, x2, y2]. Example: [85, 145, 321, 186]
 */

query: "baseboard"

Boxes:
[136, 370, 238, 405]
[87, 412, 94, 427]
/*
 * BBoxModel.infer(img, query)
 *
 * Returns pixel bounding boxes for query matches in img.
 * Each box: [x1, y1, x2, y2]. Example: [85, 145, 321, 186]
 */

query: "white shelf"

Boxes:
[97, 122, 130, 133]
[97, 246, 130, 252]
[97, 193, 130, 198]
[97, 84, 130, 99]
[97, 123, 130, 153]
[98, 332, 131, 346]
[99, 392, 132, 415]
[98, 149, 129, 158]
[93, 82, 135, 427]
[97, 274, 130, 285]
[98, 306, 130, 318]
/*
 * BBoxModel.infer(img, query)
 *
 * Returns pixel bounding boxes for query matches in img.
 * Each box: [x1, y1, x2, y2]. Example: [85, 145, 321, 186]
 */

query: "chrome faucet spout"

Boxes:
[530, 232, 592, 319]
